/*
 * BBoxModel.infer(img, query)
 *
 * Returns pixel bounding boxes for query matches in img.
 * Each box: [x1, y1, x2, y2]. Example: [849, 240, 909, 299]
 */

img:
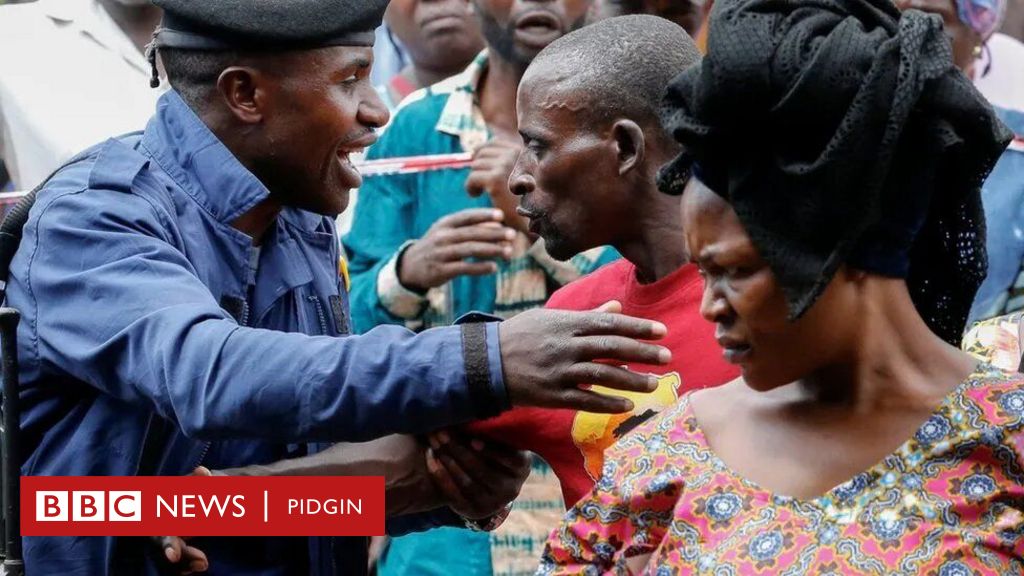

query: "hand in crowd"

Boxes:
[398, 208, 516, 292]
[465, 139, 530, 233]
[500, 301, 671, 413]
[153, 467, 214, 575]
[425, 430, 530, 520]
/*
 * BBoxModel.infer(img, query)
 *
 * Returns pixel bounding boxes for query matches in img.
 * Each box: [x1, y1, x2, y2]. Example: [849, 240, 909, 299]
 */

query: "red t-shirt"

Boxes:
[464, 259, 739, 507]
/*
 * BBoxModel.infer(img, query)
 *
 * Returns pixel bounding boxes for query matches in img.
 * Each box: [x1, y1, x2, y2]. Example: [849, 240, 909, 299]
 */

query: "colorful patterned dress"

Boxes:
[539, 364, 1024, 575]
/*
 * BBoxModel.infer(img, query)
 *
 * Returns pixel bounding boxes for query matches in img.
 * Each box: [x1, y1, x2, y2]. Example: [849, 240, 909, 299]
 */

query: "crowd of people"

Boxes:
[0, 0, 1023, 574]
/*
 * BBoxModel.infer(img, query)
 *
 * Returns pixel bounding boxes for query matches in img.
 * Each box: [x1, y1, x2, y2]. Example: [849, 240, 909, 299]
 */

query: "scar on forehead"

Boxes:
[537, 94, 586, 113]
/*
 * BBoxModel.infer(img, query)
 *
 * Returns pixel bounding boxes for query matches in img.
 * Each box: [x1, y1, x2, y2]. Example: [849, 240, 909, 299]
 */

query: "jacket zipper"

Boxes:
[191, 442, 211, 471]
[308, 295, 329, 335]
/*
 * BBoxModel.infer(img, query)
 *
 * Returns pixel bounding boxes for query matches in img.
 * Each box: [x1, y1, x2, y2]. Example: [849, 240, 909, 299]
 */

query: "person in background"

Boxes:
[346, 0, 614, 336]
[379, 0, 485, 110]
[586, 0, 705, 34]
[895, 0, 1024, 324]
[339, 0, 485, 235]
[0, 0, 162, 190]
[466, 13, 737, 511]
[1004, 0, 1024, 40]
[345, 0, 620, 573]
[0, 160, 11, 192]
[371, 24, 407, 90]
[542, 0, 1020, 573]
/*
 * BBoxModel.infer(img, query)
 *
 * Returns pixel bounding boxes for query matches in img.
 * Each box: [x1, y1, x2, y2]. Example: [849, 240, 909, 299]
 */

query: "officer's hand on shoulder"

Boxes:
[499, 301, 670, 414]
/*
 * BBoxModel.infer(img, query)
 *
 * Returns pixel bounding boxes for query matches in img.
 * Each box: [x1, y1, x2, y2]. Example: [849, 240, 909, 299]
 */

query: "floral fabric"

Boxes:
[540, 364, 1024, 575]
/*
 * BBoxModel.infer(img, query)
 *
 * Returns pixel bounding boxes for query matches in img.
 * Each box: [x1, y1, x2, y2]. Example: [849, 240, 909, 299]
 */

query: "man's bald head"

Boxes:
[522, 14, 700, 134]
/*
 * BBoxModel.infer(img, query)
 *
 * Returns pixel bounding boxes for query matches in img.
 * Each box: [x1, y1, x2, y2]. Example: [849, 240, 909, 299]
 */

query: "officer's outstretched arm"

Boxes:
[14, 189, 669, 441]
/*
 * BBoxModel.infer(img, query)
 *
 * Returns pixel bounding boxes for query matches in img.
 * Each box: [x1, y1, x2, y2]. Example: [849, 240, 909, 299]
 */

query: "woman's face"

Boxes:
[681, 178, 858, 391]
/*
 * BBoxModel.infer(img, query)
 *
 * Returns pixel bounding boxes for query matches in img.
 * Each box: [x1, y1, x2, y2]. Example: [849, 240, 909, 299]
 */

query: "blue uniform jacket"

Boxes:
[7, 90, 509, 575]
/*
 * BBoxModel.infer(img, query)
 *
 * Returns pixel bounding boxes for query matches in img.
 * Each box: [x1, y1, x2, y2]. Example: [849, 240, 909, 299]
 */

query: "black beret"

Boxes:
[150, 0, 388, 50]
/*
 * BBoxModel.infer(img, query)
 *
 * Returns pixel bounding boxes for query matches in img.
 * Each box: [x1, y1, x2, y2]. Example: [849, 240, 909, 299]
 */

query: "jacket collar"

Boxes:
[142, 90, 272, 226]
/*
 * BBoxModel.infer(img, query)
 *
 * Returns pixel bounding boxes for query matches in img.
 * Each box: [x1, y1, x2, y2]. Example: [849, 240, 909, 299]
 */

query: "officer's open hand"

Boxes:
[499, 301, 670, 413]
[425, 430, 530, 521]
[399, 208, 516, 292]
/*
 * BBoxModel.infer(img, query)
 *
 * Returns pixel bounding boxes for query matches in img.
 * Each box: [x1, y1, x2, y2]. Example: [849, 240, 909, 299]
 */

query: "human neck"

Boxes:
[616, 192, 688, 285]
[477, 52, 526, 135]
[232, 199, 282, 246]
[410, 57, 473, 89]
[799, 280, 976, 411]
[207, 117, 284, 245]
[97, 0, 163, 54]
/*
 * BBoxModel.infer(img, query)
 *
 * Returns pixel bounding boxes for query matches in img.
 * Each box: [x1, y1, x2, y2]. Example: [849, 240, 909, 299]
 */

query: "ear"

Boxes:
[216, 66, 267, 125]
[611, 119, 646, 177]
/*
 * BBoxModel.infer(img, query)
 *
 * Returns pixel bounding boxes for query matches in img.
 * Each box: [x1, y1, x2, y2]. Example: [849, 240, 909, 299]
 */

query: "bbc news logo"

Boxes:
[36, 491, 141, 522]
[22, 476, 384, 537]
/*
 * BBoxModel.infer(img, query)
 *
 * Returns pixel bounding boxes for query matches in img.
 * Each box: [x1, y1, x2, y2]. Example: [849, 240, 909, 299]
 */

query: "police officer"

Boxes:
[7, 1, 670, 573]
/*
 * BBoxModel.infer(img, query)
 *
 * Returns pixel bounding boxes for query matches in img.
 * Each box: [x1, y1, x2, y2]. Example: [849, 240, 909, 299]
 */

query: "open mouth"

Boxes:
[337, 132, 378, 165]
[513, 10, 563, 47]
[516, 10, 561, 31]
[337, 148, 362, 167]
[335, 131, 377, 188]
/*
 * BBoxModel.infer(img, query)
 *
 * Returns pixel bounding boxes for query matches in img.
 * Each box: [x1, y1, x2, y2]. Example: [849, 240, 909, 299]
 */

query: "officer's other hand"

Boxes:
[425, 430, 530, 520]
[499, 301, 670, 413]
[152, 467, 213, 574]
[156, 535, 209, 575]
[465, 139, 529, 234]
[398, 208, 516, 292]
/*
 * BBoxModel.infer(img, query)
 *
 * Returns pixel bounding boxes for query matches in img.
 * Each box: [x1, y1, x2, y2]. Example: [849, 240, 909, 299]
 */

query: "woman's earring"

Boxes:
[973, 44, 983, 58]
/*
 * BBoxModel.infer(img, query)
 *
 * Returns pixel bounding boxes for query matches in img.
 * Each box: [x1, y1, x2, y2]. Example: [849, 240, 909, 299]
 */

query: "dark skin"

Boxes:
[203, 45, 670, 408]
[159, 435, 530, 574]
[586, 0, 703, 35]
[681, 178, 977, 503]
[398, 0, 591, 290]
[510, 70, 687, 283]
[158, 41, 672, 574]
[203, 46, 387, 242]
[97, 0, 163, 54]
[384, 0, 485, 89]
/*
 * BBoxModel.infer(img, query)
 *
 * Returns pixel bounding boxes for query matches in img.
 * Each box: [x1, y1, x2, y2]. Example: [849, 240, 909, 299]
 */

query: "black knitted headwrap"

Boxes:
[658, 0, 1012, 346]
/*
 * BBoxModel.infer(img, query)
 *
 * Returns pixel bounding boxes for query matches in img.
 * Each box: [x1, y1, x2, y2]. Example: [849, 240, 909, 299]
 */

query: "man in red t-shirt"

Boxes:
[463, 15, 738, 507]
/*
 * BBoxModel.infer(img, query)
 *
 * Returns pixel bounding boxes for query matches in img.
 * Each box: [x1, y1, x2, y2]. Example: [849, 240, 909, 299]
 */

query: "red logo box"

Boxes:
[21, 476, 385, 536]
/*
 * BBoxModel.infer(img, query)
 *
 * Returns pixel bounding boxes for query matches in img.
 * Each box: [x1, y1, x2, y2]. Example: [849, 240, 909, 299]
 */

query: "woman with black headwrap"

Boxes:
[538, 0, 1021, 574]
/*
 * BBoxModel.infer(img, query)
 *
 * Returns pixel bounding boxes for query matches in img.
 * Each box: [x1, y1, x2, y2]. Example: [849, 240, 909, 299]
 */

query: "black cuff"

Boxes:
[459, 320, 503, 419]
